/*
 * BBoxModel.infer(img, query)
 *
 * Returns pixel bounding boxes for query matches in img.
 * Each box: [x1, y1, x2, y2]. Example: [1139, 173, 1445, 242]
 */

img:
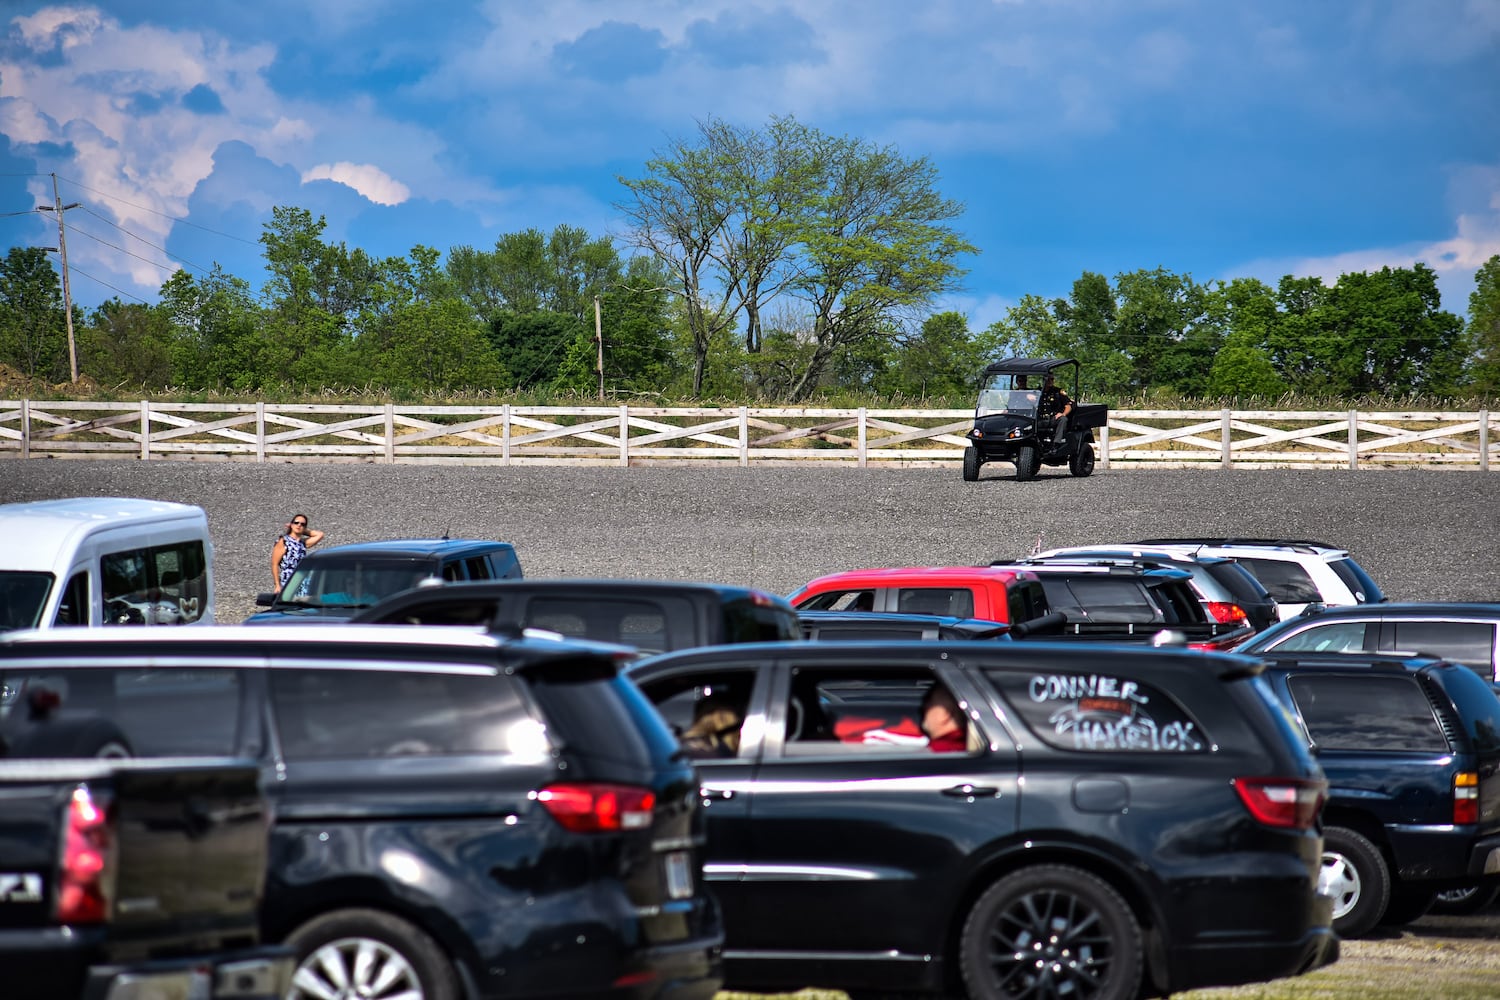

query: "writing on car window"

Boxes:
[990, 670, 1207, 753]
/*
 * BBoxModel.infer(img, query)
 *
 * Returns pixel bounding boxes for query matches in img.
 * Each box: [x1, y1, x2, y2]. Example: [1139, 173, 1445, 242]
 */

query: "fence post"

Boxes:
[1348, 409, 1358, 470]
[739, 407, 749, 466]
[20, 399, 29, 460]
[1476, 407, 1488, 476]
[1221, 408, 1232, 469]
[858, 407, 868, 467]
[384, 404, 395, 463]
[502, 404, 511, 465]
[255, 402, 266, 462]
[140, 401, 150, 460]
[619, 405, 629, 467]
[1099, 422, 1109, 470]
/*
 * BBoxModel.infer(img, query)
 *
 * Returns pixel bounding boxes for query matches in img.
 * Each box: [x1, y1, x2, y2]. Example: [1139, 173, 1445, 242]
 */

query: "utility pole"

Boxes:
[594, 295, 604, 401]
[38, 173, 81, 382]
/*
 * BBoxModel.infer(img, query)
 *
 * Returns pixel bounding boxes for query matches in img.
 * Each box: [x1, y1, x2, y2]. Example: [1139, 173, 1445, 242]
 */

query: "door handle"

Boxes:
[942, 784, 1000, 798]
[701, 787, 735, 801]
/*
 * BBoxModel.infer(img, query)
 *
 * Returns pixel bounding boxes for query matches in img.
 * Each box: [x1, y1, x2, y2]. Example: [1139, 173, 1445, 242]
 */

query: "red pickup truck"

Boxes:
[788, 566, 1049, 624]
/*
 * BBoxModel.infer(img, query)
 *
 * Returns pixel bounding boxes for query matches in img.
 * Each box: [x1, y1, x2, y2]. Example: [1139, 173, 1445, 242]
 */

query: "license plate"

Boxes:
[664, 850, 694, 900]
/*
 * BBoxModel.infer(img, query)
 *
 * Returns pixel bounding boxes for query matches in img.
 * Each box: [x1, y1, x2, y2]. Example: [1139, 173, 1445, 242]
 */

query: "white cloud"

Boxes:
[301, 162, 410, 206]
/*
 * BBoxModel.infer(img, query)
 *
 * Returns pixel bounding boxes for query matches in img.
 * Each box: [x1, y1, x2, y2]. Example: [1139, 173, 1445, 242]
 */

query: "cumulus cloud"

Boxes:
[301, 162, 410, 206]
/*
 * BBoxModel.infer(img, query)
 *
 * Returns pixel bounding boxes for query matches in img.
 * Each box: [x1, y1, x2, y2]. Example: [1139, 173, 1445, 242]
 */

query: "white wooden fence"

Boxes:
[0, 400, 1494, 470]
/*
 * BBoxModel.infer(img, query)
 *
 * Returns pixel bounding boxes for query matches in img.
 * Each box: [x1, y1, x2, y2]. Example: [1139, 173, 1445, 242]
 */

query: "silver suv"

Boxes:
[1135, 538, 1386, 619]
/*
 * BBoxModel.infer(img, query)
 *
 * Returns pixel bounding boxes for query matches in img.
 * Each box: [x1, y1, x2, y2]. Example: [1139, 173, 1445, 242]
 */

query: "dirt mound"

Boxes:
[0, 363, 99, 397]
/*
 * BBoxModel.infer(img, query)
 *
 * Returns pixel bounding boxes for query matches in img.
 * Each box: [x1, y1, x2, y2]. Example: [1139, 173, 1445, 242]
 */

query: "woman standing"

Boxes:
[270, 514, 325, 591]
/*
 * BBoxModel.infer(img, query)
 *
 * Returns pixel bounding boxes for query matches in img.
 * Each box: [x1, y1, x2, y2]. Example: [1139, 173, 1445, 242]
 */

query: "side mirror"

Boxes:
[255, 592, 278, 607]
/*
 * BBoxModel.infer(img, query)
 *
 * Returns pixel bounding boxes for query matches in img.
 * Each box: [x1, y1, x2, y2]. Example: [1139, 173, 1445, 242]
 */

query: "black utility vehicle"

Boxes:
[0, 626, 725, 1000]
[351, 579, 801, 654]
[964, 357, 1108, 481]
[629, 641, 1336, 1000]
[245, 538, 522, 623]
[1257, 650, 1500, 937]
[0, 756, 291, 1000]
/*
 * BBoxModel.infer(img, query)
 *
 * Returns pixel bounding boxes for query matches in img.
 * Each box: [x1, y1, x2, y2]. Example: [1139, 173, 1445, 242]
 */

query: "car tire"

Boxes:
[1015, 445, 1040, 481]
[286, 908, 459, 1000]
[1320, 827, 1391, 938]
[960, 864, 1142, 1000]
[1379, 885, 1437, 927]
[1070, 442, 1095, 477]
[963, 446, 981, 482]
[1430, 883, 1500, 915]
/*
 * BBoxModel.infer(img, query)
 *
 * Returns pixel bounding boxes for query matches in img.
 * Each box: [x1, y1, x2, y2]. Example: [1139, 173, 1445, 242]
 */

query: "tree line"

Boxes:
[2, 115, 1498, 404]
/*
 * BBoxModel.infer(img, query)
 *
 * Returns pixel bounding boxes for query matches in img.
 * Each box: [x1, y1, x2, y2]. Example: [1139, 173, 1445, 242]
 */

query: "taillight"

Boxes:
[1205, 601, 1249, 625]
[1233, 777, 1326, 831]
[56, 784, 116, 924]
[534, 783, 656, 833]
[1455, 772, 1480, 825]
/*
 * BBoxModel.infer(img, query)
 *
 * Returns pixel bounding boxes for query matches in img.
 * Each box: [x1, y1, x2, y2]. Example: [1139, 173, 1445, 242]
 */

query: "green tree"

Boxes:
[78, 300, 173, 389]
[1051, 272, 1131, 396]
[357, 297, 506, 393]
[1467, 254, 1500, 395]
[876, 311, 981, 399]
[160, 266, 265, 390]
[1112, 267, 1217, 396]
[1203, 278, 1287, 399]
[0, 246, 67, 380]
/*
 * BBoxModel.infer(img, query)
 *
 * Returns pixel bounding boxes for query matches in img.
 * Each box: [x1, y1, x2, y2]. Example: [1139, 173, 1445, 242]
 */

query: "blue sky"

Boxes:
[1, 1, 1497, 332]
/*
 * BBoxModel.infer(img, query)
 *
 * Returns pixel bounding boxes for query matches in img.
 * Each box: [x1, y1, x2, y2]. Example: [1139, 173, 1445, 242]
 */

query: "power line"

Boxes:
[71, 208, 212, 275]
[66, 263, 150, 305]
[54, 173, 260, 246]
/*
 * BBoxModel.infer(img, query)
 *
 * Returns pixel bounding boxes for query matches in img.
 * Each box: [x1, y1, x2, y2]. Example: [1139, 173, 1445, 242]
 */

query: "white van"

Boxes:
[0, 498, 215, 630]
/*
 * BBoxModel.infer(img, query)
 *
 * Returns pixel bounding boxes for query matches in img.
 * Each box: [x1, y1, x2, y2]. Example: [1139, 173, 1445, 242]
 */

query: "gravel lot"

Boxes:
[4, 458, 1499, 995]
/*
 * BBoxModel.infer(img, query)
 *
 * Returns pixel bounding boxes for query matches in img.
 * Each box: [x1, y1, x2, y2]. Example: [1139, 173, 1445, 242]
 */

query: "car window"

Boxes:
[0, 572, 52, 631]
[269, 668, 535, 759]
[54, 572, 88, 627]
[722, 597, 802, 643]
[527, 669, 679, 767]
[526, 597, 682, 653]
[1285, 674, 1447, 752]
[1040, 578, 1159, 625]
[1205, 562, 1273, 606]
[0, 667, 240, 757]
[797, 589, 875, 612]
[1432, 665, 1500, 754]
[782, 667, 975, 756]
[1390, 622, 1496, 678]
[894, 589, 975, 618]
[1328, 558, 1384, 604]
[986, 668, 1208, 753]
[636, 667, 758, 760]
[1266, 621, 1371, 653]
[1237, 558, 1322, 604]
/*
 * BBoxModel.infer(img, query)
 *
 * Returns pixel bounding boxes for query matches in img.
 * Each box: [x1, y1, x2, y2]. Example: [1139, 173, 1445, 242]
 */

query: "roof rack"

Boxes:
[1136, 537, 1342, 553]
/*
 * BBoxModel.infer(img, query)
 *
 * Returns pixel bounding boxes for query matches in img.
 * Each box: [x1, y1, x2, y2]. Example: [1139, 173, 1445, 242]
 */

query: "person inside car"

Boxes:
[680, 695, 743, 758]
[920, 684, 968, 753]
[1039, 373, 1074, 445]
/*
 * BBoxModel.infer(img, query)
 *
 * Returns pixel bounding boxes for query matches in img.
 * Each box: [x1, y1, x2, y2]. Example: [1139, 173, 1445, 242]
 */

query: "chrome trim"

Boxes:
[723, 948, 929, 963]
[705, 862, 908, 881]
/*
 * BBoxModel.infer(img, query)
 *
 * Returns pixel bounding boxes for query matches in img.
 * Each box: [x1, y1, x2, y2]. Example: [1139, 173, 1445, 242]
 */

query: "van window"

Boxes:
[101, 540, 209, 626]
[0, 572, 52, 631]
[1389, 622, 1495, 680]
[54, 572, 88, 627]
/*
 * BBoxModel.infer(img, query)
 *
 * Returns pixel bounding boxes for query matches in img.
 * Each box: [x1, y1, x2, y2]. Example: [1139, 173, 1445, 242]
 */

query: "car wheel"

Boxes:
[960, 864, 1142, 1000]
[1379, 885, 1437, 927]
[1431, 883, 1500, 915]
[963, 446, 982, 482]
[1069, 442, 1095, 477]
[1015, 445, 1040, 481]
[287, 908, 459, 1000]
[1319, 827, 1391, 938]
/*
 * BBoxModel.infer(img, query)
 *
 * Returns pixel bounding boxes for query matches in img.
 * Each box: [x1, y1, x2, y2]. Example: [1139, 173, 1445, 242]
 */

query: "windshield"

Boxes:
[976, 377, 1041, 417]
[277, 560, 437, 609]
[0, 572, 54, 631]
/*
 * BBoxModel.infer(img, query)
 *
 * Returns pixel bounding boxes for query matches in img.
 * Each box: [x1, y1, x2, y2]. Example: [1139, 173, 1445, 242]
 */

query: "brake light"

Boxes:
[1205, 601, 1249, 625]
[56, 784, 116, 924]
[534, 783, 656, 833]
[1233, 777, 1326, 831]
[1455, 772, 1480, 825]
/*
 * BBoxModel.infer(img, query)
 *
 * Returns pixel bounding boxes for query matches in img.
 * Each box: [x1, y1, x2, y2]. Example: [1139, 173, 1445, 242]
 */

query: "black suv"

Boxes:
[1256, 649, 1500, 937]
[0, 626, 724, 1000]
[628, 640, 1336, 999]
[963, 357, 1109, 481]
[350, 579, 801, 654]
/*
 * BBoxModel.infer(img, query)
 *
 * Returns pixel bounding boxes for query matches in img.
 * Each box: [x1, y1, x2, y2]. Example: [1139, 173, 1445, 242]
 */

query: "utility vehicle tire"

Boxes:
[286, 908, 459, 1000]
[1320, 827, 1391, 938]
[1015, 445, 1040, 481]
[960, 864, 1142, 1000]
[1070, 442, 1096, 477]
[963, 447, 981, 482]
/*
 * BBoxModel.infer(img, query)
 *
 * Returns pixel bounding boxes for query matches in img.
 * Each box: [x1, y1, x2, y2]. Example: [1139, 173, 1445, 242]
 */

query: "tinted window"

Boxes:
[1390, 622, 1496, 677]
[1238, 559, 1321, 604]
[1286, 674, 1446, 751]
[782, 667, 972, 755]
[0, 572, 52, 631]
[54, 572, 88, 628]
[895, 588, 975, 618]
[722, 597, 800, 643]
[809, 626, 931, 641]
[101, 540, 209, 625]
[1205, 562, 1272, 606]
[282, 558, 433, 608]
[988, 669, 1208, 752]
[797, 590, 874, 611]
[270, 668, 534, 759]
[1040, 578, 1159, 625]
[1328, 558, 1384, 604]
[1433, 665, 1500, 754]
[1267, 621, 1371, 653]
[527, 670, 678, 765]
[527, 597, 683, 653]
[637, 667, 757, 759]
[0, 667, 240, 757]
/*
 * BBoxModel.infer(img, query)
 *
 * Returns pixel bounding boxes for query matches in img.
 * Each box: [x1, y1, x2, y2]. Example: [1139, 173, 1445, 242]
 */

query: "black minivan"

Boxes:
[0, 625, 724, 1000]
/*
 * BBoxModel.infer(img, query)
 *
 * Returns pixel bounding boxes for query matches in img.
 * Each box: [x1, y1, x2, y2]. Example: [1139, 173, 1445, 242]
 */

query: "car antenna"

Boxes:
[442, 526, 451, 540]
[1029, 532, 1046, 557]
